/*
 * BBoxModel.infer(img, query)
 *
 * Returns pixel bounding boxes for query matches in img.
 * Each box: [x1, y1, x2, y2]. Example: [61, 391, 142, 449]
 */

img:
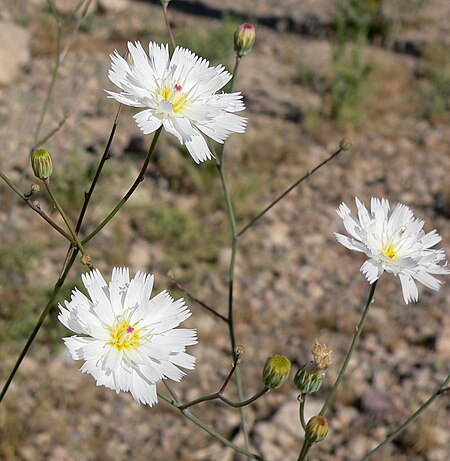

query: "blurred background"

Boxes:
[0, 0, 449, 459]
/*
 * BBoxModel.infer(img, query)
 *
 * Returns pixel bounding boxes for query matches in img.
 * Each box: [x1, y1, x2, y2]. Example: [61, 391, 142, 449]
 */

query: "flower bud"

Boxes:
[31, 183, 40, 193]
[305, 416, 328, 444]
[294, 340, 333, 394]
[262, 354, 291, 389]
[234, 23, 255, 58]
[339, 137, 352, 151]
[294, 362, 326, 394]
[31, 149, 53, 180]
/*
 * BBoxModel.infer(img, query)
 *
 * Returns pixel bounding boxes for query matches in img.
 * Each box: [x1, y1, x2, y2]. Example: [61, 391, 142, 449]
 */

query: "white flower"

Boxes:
[106, 42, 247, 163]
[58, 268, 197, 405]
[336, 197, 449, 304]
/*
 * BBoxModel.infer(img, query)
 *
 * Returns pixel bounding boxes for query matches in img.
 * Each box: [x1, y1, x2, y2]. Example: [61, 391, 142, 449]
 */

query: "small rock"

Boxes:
[360, 387, 394, 418]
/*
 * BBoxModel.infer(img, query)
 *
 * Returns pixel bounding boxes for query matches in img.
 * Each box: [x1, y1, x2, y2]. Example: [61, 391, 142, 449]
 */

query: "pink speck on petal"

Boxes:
[174, 84, 182, 92]
[126, 326, 134, 333]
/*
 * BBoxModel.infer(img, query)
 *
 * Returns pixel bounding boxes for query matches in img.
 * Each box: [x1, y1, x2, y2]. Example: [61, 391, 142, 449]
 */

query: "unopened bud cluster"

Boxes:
[262, 354, 291, 389]
[294, 340, 333, 394]
[234, 23, 255, 58]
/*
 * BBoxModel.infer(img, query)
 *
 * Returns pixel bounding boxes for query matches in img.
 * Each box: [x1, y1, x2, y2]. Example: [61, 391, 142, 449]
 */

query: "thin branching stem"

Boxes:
[359, 373, 450, 461]
[33, 115, 68, 150]
[180, 387, 269, 410]
[82, 127, 162, 245]
[298, 394, 307, 432]
[162, 2, 176, 51]
[44, 180, 90, 261]
[319, 281, 378, 416]
[169, 274, 227, 322]
[0, 249, 77, 402]
[0, 170, 75, 242]
[157, 390, 268, 461]
[0, 106, 122, 403]
[76, 105, 122, 233]
[297, 281, 378, 460]
[237, 147, 343, 237]
[215, 56, 251, 452]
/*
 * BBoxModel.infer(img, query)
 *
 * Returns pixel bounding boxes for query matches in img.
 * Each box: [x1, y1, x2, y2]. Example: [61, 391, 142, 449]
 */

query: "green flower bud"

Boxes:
[305, 416, 328, 444]
[262, 354, 291, 389]
[234, 23, 256, 58]
[31, 149, 53, 180]
[339, 137, 352, 151]
[294, 362, 326, 394]
[294, 340, 333, 394]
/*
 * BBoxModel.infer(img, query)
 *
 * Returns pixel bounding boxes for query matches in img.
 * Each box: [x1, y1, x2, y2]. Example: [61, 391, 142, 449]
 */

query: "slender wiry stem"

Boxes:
[216, 56, 250, 453]
[0, 249, 77, 402]
[35, 0, 86, 143]
[180, 387, 268, 410]
[76, 105, 122, 233]
[157, 390, 268, 461]
[359, 373, 450, 461]
[298, 394, 307, 431]
[169, 275, 227, 322]
[82, 127, 162, 245]
[0, 171, 74, 243]
[0, 106, 122, 403]
[0, 0, 94, 245]
[319, 281, 378, 416]
[33, 115, 68, 149]
[162, 2, 176, 51]
[238, 147, 343, 237]
[219, 350, 243, 394]
[44, 180, 90, 261]
[297, 281, 378, 461]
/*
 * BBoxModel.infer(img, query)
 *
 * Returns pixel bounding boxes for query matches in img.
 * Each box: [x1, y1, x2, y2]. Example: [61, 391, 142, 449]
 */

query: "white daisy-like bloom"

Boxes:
[58, 268, 197, 405]
[106, 41, 247, 163]
[336, 197, 449, 304]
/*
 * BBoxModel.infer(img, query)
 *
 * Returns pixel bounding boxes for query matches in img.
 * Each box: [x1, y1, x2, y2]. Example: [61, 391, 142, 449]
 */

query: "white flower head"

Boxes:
[58, 268, 197, 405]
[106, 42, 247, 163]
[336, 197, 449, 304]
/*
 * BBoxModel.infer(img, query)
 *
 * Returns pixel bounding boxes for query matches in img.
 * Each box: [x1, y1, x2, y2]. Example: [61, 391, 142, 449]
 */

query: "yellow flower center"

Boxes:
[381, 243, 398, 261]
[109, 317, 140, 350]
[159, 83, 187, 114]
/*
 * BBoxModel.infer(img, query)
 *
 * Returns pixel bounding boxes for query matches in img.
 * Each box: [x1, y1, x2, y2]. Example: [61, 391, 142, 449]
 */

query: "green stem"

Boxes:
[237, 147, 343, 237]
[162, 3, 176, 51]
[36, 0, 87, 142]
[0, 170, 75, 243]
[359, 373, 450, 461]
[44, 180, 89, 259]
[319, 281, 378, 417]
[33, 20, 62, 145]
[75, 104, 122, 234]
[299, 394, 307, 431]
[82, 127, 162, 245]
[216, 56, 250, 453]
[157, 391, 268, 461]
[0, 107, 122, 403]
[180, 387, 268, 410]
[297, 439, 311, 461]
[0, 249, 78, 402]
